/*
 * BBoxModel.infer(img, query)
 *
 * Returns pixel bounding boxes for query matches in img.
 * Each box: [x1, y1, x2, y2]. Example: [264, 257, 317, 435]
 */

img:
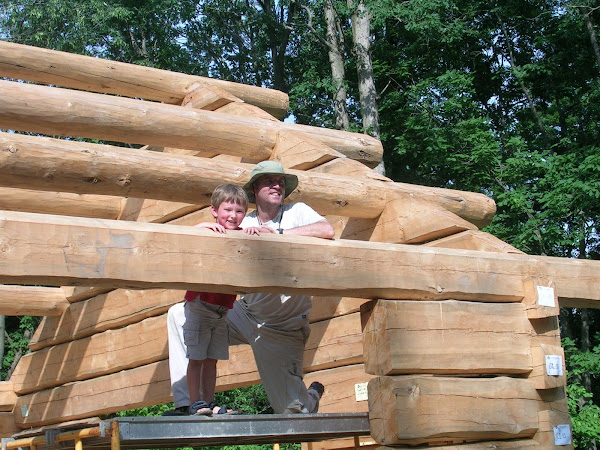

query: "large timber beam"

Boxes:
[0, 80, 383, 167]
[0, 285, 68, 316]
[0, 40, 289, 119]
[1, 210, 600, 306]
[0, 187, 123, 219]
[0, 132, 495, 225]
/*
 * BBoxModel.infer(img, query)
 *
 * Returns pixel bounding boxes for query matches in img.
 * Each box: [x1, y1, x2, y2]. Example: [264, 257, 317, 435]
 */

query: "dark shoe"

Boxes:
[309, 381, 325, 397]
[190, 400, 212, 416]
[162, 405, 189, 416]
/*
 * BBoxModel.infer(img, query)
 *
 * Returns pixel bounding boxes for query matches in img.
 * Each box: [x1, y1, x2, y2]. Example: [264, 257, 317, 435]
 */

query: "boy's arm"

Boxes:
[195, 222, 226, 233]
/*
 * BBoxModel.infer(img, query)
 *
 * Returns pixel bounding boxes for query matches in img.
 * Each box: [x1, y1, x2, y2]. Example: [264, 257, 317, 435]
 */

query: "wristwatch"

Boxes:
[277, 228, 284, 234]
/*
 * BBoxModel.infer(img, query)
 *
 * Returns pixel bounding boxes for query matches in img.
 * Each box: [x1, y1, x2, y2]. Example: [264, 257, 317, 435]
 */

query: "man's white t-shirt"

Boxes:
[239, 202, 326, 331]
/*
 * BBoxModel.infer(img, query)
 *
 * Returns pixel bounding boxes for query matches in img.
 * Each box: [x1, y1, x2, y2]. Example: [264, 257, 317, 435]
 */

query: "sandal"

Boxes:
[208, 401, 240, 415]
[189, 400, 213, 416]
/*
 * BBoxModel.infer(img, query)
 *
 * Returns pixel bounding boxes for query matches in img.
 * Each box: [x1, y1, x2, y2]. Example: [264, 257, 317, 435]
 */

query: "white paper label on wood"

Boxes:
[545, 355, 564, 376]
[553, 424, 572, 445]
[20, 404, 28, 418]
[354, 382, 368, 401]
[537, 286, 556, 307]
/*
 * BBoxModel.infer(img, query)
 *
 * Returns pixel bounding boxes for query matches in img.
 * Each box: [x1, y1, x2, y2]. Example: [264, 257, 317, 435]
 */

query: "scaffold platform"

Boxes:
[3, 413, 371, 450]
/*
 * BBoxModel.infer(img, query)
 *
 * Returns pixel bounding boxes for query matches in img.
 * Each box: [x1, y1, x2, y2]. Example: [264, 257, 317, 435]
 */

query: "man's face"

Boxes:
[253, 174, 286, 207]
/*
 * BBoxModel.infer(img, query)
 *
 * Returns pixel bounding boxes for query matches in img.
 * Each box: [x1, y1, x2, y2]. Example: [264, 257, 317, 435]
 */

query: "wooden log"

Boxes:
[14, 360, 173, 428]
[0, 382, 16, 412]
[61, 287, 113, 303]
[0, 210, 529, 301]
[312, 160, 496, 229]
[182, 82, 243, 111]
[28, 289, 182, 350]
[425, 230, 525, 254]
[11, 315, 168, 395]
[303, 364, 376, 414]
[529, 344, 567, 391]
[15, 310, 362, 395]
[523, 277, 559, 319]
[534, 410, 573, 449]
[0, 412, 19, 438]
[3, 211, 600, 305]
[0, 132, 386, 220]
[301, 435, 376, 450]
[0, 285, 68, 316]
[270, 130, 344, 170]
[0, 187, 122, 220]
[13, 361, 374, 429]
[367, 376, 540, 446]
[0, 40, 289, 118]
[361, 300, 533, 376]
[0, 80, 383, 166]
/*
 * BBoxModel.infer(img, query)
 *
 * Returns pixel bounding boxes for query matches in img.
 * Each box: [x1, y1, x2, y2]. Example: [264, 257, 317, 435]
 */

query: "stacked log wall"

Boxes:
[0, 42, 596, 449]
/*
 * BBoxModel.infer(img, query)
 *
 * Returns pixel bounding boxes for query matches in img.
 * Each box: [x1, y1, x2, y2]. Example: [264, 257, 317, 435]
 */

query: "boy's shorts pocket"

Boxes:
[183, 328, 200, 347]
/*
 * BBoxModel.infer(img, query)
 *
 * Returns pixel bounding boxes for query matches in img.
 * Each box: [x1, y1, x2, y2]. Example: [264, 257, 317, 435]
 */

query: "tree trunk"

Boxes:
[324, 0, 350, 130]
[581, 6, 600, 70]
[347, 0, 384, 175]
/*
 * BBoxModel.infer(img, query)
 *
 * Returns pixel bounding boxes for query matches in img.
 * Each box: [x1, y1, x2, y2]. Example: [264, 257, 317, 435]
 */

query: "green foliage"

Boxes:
[1, 316, 41, 381]
[563, 336, 600, 448]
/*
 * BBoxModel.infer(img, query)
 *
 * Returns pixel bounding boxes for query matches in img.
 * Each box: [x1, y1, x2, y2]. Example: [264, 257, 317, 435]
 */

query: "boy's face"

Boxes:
[211, 201, 246, 229]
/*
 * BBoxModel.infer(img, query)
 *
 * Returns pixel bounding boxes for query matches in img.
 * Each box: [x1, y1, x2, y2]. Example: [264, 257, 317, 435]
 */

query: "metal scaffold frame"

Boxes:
[2, 413, 370, 450]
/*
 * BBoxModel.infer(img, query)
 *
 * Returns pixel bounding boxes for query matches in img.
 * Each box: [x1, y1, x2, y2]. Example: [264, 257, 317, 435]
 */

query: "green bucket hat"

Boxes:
[243, 161, 299, 203]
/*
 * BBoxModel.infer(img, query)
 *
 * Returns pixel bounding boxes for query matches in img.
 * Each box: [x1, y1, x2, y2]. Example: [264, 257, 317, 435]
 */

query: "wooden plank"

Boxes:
[309, 297, 369, 323]
[0, 40, 289, 118]
[117, 198, 204, 223]
[0, 187, 122, 220]
[0, 382, 16, 412]
[0, 132, 386, 220]
[0, 210, 530, 301]
[361, 300, 533, 376]
[0, 285, 68, 316]
[367, 376, 540, 446]
[425, 230, 525, 254]
[17, 310, 362, 395]
[270, 130, 344, 170]
[0, 80, 383, 166]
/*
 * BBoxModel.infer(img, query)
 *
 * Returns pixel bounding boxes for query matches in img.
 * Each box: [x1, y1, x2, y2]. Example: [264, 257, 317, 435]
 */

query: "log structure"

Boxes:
[0, 40, 595, 449]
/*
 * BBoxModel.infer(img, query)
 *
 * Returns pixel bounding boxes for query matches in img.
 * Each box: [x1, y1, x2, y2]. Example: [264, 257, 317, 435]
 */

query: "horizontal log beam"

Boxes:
[368, 376, 541, 446]
[0, 80, 383, 167]
[0, 40, 289, 119]
[0, 187, 123, 220]
[0, 285, 68, 316]
[0, 210, 529, 301]
[0, 132, 495, 225]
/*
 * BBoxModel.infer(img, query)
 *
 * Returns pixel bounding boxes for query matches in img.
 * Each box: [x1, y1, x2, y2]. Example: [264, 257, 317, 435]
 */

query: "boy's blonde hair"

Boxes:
[211, 184, 249, 211]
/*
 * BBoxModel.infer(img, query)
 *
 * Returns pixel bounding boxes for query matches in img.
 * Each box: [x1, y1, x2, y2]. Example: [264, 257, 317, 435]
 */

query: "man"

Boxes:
[165, 161, 335, 415]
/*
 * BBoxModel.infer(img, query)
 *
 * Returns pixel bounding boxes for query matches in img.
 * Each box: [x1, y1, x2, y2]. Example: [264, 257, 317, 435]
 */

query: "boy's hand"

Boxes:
[195, 222, 226, 233]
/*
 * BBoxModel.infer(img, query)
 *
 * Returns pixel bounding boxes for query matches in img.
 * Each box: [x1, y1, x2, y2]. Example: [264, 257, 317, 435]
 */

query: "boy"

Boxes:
[183, 183, 259, 416]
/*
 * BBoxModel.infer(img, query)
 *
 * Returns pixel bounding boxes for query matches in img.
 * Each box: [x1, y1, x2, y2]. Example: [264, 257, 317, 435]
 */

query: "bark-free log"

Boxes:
[361, 300, 533, 376]
[0, 80, 383, 166]
[368, 376, 540, 446]
[0, 40, 289, 118]
[0, 285, 68, 316]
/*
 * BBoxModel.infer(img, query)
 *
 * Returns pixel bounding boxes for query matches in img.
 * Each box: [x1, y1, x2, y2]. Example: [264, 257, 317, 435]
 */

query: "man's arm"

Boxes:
[280, 219, 335, 239]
